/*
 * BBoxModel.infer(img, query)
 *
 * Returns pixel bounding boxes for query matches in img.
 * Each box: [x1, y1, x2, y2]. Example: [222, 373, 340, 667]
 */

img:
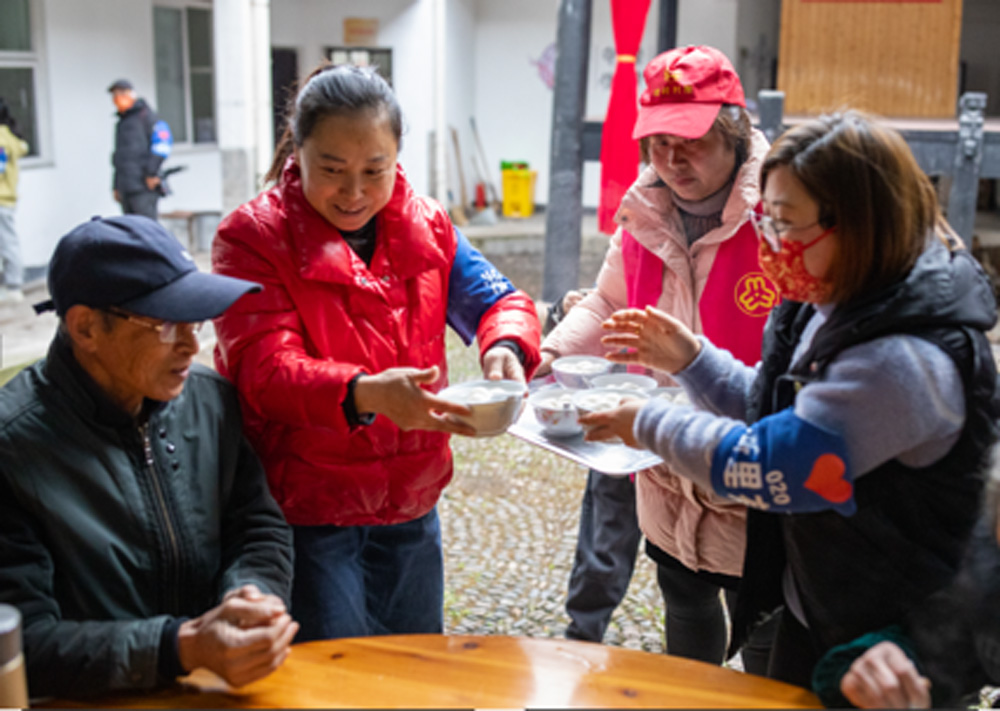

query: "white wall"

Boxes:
[15, 0, 770, 275]
[264, 0, 750, 217]
[472, 0, 668, 210]
[18, 0, 222, 271]
[471, 0, 558, 208]
[389, 1, 435, 198]
[444, 0, 478, 207]
[19, 0, 151, 268]
[268, 0, 439, 196]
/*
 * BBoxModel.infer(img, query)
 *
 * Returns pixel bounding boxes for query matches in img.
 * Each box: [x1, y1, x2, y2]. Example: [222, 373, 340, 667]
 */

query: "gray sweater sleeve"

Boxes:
[675, 336, 759, 418]
[634, 334, 966, 492]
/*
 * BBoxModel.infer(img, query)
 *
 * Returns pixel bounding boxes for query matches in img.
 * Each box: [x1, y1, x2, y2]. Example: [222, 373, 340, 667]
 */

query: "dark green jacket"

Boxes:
[0, 336, 293, 698]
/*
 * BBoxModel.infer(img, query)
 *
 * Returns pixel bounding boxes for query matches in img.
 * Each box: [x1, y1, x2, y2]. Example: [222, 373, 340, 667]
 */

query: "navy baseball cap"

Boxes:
[33, 215, 261, 322]
[107, 79, 133, 93]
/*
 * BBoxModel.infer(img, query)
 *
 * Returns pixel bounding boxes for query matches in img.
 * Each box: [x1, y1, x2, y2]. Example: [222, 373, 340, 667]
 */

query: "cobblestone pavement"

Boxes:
[437, 231, 673, 654]
[439, 327, 668, 654]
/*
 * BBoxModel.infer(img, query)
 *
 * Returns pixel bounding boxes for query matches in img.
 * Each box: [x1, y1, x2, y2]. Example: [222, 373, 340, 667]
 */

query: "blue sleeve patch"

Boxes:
[151, 120, 172, 158]
[446, 228, 515, 345]
[710, 408, 855, 516]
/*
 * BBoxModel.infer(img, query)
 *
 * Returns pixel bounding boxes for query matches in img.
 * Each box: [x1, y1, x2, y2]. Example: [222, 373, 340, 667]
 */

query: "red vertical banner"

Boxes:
[598, 0, 652, 235]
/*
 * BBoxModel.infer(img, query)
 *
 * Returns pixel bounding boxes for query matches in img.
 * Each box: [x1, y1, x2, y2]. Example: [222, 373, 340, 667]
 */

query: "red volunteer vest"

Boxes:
[621, 220, 778, 366]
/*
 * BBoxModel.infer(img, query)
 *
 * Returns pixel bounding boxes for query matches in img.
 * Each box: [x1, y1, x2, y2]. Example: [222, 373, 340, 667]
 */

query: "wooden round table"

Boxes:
[49, 634, 820, 708]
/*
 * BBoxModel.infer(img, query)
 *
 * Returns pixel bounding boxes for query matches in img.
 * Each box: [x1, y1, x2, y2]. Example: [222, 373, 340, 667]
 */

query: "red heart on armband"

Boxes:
[803, 453, 852, 503]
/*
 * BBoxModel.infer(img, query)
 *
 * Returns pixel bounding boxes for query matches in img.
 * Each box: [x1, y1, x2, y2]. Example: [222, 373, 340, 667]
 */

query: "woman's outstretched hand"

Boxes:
[353, 366, 476, 435]
[601, 306, 701, 375]
[577, 399, 644, 449]
[482, 345, 526, 382]
[839, 641, 931, 709]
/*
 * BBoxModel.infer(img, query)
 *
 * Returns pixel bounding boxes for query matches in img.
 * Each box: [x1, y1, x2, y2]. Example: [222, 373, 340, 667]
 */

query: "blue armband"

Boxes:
[151, 120, 172, 158]
[710, 408, 855, 516]
[446, 228, 515, 345]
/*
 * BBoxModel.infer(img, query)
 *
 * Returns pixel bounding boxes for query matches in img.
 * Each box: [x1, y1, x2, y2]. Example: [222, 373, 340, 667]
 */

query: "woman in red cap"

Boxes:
[538, 45, 777, 670]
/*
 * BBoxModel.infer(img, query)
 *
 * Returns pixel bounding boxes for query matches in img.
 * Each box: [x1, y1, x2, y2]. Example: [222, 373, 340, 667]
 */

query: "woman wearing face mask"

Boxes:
[577, 110, 1000, 689]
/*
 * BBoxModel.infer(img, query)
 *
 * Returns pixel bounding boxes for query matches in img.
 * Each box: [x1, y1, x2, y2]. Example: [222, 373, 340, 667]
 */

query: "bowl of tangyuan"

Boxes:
[572, 388, 650, 443]
[649, 386, 691, 405]
[436, 379, 527, 437]
[551, 355, 614, 389]
[589, 373, 658, 393]
[528, 388, 582, 438]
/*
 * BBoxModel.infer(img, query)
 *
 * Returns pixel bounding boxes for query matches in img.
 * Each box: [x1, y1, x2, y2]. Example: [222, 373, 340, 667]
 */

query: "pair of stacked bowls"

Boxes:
[529, 356, 657, 438]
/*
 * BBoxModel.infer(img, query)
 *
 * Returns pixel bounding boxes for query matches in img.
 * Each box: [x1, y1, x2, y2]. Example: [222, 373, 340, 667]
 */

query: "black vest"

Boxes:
[730, 245, 1000, 658]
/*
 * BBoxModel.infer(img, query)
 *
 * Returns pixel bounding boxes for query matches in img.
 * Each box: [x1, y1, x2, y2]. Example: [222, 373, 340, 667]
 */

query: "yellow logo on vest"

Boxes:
[735, 273, 778, 317]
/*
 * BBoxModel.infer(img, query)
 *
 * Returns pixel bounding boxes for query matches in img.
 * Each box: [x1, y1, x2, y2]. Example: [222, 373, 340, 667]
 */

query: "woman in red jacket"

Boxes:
[212, 64, 541, 641]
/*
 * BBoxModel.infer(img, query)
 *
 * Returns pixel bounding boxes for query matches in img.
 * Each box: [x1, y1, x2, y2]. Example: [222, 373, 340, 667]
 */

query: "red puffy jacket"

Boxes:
[212, 162, 541, 526]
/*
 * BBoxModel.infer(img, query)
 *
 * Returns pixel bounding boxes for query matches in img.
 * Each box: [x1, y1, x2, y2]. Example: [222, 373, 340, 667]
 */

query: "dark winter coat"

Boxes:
[0, 335, 293, 698]
[733, 237, 1000, 659]
[212, 160, 542, 526]
[112, 98, 165, 194]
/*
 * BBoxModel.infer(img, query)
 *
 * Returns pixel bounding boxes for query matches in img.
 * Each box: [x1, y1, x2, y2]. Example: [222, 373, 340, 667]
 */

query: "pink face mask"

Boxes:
[757, 227, 836, 304]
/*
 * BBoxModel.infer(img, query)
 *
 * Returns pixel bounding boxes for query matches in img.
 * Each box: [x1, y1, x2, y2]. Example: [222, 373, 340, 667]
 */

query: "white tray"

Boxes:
[507, 400, 663, 476]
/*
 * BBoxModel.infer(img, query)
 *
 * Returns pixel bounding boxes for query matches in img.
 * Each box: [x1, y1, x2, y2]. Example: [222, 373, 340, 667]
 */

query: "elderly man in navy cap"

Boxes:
[0, 215, 297, 699]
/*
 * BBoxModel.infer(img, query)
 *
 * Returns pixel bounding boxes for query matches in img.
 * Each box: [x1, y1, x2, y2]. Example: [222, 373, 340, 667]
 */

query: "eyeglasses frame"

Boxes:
[101, 307, 204, 344]
[748, 209, 826, 253]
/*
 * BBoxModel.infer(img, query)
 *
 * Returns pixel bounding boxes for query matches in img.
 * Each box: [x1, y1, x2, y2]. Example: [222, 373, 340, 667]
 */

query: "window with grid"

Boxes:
[0, 0, 41, 157]
[154, 3, 215, 144]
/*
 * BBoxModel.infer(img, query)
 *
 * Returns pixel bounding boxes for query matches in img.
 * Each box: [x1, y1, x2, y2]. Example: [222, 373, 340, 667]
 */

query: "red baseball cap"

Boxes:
[632, 45, 745, 141]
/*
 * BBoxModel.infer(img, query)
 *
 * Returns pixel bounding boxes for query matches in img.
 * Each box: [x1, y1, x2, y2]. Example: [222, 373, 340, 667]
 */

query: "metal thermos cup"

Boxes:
[0, 604, 28, 707]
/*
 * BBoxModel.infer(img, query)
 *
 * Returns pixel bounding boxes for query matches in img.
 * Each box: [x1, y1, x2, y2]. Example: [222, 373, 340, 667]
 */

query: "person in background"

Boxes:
[0, 215, 296, 699]
[212, 64, 541, 643]
[581, 110, 1000, 689]
[543, 288, 593, 335]
[0, 97, 28, 304]
[536, 45, 777, 668]
[109, 79, 171, 220]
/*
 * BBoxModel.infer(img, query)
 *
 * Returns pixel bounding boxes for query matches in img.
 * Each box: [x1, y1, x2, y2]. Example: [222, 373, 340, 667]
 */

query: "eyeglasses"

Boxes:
[747, 210, 825, 253]
[102, 307, 204, 344]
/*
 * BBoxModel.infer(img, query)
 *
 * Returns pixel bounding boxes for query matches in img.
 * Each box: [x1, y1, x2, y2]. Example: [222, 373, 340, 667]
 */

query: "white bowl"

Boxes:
[437, 379, 527, 436]
[551, 355, 614, 389]
[572, 387, 649, 442]
[528, 388, 582, 438]
[589, 373, 658, 393]
[649, 386, 690, 405]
